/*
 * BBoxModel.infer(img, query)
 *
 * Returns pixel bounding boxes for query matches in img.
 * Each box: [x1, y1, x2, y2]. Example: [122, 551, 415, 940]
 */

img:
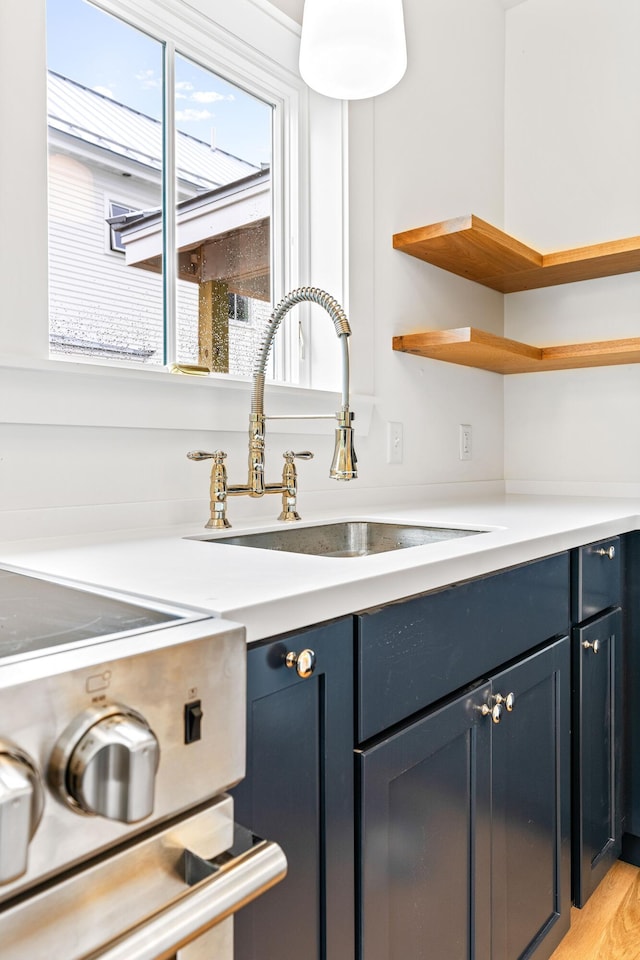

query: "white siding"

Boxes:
[49, 152, 166, 361]
[48, 145, 269, 371]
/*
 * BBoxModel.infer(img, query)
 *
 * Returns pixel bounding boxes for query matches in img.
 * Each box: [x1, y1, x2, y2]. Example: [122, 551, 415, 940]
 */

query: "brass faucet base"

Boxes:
[278, 510, 302, 522]
[205, 516, 232, 529]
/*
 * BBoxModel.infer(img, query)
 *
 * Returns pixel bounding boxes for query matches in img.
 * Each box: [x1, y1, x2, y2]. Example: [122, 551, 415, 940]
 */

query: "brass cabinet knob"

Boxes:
[494, 692, 516, 712]
[285, 649, 316, 679]
[583, 639, 601, 654]
[595, 545, 615, 560]
[480, 702, 503, 724]
[479, 691, 515, 723]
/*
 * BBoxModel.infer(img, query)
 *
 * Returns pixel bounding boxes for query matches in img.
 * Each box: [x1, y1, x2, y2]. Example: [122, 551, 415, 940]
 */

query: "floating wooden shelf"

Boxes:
[392, 215, 640, 293]
[392, 214, 640, 373]
[393, 328, 640, 375]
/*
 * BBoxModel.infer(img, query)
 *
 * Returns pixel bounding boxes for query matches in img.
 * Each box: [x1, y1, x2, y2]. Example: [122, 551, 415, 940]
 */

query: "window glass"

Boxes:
[47, 0, 165, 363]
[172, 54, 273, 375]
[46, 0, 274, 374]
[229, 294, 250, 324]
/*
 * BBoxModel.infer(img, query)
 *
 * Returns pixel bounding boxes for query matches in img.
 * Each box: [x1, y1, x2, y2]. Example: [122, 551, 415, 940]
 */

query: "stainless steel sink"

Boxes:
[190, 521, 486, 558]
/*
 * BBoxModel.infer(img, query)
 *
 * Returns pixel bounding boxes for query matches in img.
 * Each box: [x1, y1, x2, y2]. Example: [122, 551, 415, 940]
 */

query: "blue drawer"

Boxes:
[571, 537, 621, 623]
[356, 552, 570, 742]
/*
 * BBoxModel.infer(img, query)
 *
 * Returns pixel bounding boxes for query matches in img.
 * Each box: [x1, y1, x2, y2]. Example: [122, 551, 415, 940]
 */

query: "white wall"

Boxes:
[271, 0, 506, 494]
[352, 0, 505, 491]
[504, 0, 640, 493]
[0, 0, 506, 540]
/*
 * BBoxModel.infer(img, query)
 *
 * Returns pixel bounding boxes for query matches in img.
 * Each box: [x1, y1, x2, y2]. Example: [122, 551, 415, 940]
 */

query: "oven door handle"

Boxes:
[83, 838, 287, 960]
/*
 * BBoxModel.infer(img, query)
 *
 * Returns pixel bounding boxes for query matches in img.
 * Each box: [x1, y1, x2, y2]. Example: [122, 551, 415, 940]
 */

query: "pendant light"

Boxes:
[299, 0, 407, 100]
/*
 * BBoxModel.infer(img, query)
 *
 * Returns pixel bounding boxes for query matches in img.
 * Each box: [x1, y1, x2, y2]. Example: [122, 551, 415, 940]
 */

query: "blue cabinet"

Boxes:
[233, 550, 584, 959]
[231, 618, 355, 960]
[357, 552, 571, 960]
[359, 637, 571, 960]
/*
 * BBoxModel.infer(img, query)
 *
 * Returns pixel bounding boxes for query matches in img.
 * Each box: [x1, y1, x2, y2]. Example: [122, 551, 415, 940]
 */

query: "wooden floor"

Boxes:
[550, 862, 640, 960]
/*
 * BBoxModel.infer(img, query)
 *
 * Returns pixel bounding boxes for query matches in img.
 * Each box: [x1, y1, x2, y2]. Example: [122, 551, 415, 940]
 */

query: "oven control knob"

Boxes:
[0, 741, 44, 884]
[56, 707, 160, 823]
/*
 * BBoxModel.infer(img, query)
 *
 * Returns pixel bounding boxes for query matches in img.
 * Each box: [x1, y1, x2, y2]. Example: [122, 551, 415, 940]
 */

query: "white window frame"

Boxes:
[0, 0, 350, 435]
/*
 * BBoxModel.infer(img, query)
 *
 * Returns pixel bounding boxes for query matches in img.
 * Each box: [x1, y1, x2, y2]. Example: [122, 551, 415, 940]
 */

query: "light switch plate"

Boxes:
[387, 421, 403, 464]
[459, 424, 472, 460]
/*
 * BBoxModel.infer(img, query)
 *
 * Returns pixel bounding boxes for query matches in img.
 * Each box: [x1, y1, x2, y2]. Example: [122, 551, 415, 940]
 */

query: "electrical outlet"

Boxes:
[459, 424, 472, 460]
[387, 421, 403, 464]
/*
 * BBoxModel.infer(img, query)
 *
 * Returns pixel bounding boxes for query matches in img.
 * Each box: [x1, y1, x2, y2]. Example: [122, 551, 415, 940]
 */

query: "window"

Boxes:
[107, 202, 140, 254]
[46, 0, 275, 375]
[0, 0, 349, 417]
[229, 293, 249, 324]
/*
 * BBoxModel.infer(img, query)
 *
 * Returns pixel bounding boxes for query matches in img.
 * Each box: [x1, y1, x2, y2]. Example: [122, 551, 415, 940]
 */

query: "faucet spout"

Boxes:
[330, 409, 357, 480]
[251, 286, 353, 417]
[250, 286, 357, 487]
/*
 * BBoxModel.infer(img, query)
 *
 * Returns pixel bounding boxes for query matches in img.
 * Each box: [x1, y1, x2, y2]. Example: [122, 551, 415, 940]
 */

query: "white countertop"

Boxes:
[1, 494, 638, 642]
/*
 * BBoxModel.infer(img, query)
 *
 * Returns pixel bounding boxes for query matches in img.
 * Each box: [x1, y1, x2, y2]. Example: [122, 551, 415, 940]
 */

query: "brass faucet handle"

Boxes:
[283, 450, 314, 462]
[186, 450, 231, 530]
[279, 451, 313, 523]
[187, 450, 227, 462]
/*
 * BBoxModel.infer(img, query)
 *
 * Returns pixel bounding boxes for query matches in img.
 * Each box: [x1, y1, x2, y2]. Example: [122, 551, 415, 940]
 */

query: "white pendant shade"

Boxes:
[299, 0, 407, 100]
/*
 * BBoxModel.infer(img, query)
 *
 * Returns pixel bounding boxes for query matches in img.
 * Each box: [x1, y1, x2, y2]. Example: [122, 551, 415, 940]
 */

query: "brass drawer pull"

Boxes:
[480, 702, 503, 724]
[479, 691, 515, 724]
[583, 639, 601, 654]
[285, 649, 316, 679]
[494, 691, 516, 712]
[595, 546, 616, 560]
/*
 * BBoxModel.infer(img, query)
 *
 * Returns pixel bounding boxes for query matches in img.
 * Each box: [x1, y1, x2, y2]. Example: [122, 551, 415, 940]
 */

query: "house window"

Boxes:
[108, 201, 139, 254]
[229, 293, 249, 324]
[46, 0, 275, 375]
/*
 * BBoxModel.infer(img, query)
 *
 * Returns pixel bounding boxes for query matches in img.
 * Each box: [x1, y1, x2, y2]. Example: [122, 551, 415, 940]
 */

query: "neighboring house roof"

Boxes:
[110, 166, 271, 301]
[47, 70, 261, 191]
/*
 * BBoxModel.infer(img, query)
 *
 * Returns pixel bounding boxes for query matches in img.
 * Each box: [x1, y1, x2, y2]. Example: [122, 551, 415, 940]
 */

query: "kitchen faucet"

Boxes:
[188, 286, 357, 528]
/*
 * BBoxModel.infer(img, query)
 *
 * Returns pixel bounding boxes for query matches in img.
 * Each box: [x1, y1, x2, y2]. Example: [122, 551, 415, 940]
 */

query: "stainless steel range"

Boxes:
[0, 564, 286, 959]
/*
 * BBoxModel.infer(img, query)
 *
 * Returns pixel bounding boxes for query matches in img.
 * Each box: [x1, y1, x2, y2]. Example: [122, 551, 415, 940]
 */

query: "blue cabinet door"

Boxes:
[231, 618, 355, 960]
[491, 637, 571, 960]
[572, 608, 622, 907]
[359, 684, 493, 960]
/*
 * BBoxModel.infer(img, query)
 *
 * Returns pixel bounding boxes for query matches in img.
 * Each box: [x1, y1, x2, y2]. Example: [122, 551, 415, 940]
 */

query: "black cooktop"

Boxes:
[0, 567, 182, 660]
